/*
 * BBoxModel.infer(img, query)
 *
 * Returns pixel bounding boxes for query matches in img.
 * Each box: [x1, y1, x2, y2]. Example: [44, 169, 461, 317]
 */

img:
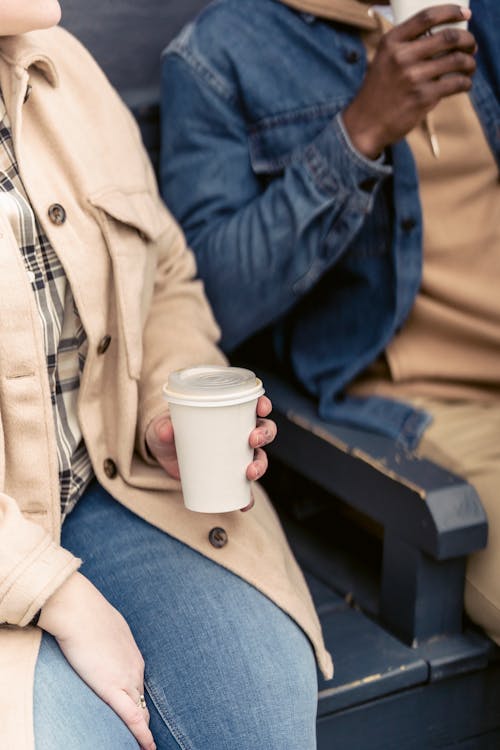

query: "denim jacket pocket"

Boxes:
[248, 102, 345, 175]
[88, 188, 169, 379]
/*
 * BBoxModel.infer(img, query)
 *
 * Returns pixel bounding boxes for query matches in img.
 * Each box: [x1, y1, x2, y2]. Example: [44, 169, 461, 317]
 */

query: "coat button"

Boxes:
[48, 204, 67, 225]
[208, 527, 228, 548]
[97, 335, 112, 355]
[103, 458, 118, 479]
[23, 84, 32, 103]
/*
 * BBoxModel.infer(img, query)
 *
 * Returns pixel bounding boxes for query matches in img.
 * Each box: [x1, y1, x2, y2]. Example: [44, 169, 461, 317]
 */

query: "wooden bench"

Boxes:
[61, 2, 500, 746]
[260, 371, 500, 748]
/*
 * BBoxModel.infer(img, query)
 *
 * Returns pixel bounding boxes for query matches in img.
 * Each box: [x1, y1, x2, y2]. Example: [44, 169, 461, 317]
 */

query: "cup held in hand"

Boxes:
[163, 366, 264, 513]
[390, 0, 470, 30]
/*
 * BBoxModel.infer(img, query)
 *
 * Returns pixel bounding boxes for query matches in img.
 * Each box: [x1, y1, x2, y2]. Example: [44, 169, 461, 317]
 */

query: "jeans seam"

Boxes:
[144, 678, 191, 750]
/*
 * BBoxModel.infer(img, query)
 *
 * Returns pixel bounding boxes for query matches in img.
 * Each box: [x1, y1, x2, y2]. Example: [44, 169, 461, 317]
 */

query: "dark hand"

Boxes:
[343, 4, 476, 158]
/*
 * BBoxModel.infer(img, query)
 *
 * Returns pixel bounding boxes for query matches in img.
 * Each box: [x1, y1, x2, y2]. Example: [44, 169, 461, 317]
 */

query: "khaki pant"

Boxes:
[412, 398, 500, 645]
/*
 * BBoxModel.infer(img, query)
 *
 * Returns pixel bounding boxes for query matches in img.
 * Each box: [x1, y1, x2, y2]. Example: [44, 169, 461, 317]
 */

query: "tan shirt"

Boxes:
[0, 28, 331, 750]
[384, 94, 500, 400]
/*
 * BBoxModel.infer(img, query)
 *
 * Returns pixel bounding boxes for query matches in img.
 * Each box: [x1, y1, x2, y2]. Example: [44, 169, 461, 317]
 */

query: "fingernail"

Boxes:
[461, 7, 471, 18]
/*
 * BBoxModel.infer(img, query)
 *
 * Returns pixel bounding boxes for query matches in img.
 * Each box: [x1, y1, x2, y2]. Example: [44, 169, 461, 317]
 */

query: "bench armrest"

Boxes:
[262, 370, 488, 643]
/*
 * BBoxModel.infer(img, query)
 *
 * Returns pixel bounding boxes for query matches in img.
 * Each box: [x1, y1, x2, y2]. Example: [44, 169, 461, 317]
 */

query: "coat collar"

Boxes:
[0, 32, 58, 88]
[0, 32, 59, 179]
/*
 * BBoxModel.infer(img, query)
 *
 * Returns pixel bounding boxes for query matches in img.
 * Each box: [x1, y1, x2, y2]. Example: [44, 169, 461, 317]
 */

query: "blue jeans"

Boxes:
[33, 482, 318, 749]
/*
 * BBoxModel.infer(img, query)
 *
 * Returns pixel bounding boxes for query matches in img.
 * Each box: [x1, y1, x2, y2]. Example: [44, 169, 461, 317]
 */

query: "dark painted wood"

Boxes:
[274, 493, 381, 617]
[381, 533, 466, 643]
[60, 1, 208, 183]
[60, 0, 208, 97]
[284, 504, 493, 678]
[261, 370, 489, 642]
[317, 660, 500, 750]
[302, 570, 347, 616]
[262, 370, 488, 560]
[317, 607, 428, 714]
[412, 630, 492, 683]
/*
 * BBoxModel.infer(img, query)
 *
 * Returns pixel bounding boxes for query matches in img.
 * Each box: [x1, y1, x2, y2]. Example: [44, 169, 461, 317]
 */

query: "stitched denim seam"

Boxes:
[248, 100, 345, 132]
[162, 39, 236, 103]
[144, 678, 190, 750]
[303, 142, 342, 196]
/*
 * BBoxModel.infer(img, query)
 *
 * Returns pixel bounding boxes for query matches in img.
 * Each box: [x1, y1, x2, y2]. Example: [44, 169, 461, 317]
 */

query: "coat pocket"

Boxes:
[88, 187, 169, 379]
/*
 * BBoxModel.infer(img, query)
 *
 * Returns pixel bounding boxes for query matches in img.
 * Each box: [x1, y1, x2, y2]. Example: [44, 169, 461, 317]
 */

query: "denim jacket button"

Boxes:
[401, 217, 416, 232]
[344, 50, 360, 64]
[208, 527, 228, 548]
[359, 177, 377, 192]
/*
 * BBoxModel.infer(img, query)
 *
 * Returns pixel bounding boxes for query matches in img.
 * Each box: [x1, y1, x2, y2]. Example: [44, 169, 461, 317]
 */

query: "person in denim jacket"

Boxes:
[161, 1, 500, 648]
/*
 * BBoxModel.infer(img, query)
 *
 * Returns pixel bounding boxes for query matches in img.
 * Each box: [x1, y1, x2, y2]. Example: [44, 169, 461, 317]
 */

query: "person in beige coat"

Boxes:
[0, 3, 333, 749]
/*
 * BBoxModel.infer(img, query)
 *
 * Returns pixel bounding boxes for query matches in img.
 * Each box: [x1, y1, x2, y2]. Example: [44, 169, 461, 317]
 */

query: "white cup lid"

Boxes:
[163, 366, 264, 407]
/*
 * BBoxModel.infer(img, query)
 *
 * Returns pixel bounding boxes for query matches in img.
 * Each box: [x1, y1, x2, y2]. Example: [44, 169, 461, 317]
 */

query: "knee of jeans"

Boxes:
[226, 661, 318, 750]
[257, 640, 318, 739]
[147, 627, 318, 750]
[230, 616, 319, 729]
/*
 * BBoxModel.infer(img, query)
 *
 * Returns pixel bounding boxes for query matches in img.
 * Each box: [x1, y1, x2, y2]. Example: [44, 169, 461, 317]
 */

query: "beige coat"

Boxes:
[0, 26, 332, 749]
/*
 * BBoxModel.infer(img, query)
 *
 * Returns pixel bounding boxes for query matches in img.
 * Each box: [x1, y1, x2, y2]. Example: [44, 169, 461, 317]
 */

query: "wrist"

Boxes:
[37, 571, 87, 637]
[342, 104, 386, 161]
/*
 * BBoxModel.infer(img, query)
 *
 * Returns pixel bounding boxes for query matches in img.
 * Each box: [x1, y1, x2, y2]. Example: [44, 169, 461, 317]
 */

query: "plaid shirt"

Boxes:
[0, 98, 93, 519]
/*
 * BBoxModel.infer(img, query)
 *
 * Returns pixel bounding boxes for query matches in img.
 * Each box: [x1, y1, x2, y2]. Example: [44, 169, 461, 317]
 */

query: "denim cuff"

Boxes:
[304, 112, 392, 209]
[336, 113, 390, 173]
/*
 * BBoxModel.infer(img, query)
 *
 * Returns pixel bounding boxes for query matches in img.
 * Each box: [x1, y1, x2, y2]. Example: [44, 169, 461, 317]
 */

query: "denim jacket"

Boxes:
[161, 0, 500, 449]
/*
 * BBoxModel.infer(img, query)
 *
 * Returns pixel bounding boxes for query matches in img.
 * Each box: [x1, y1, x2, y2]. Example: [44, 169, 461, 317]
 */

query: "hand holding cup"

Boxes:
[151, 366, 275, 513]
[390, 0, 470, 30]
[342, 4, 476, 159]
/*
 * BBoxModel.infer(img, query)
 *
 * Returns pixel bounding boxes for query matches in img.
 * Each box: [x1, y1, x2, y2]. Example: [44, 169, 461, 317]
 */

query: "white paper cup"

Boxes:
[163, 366, 265, 513]
[390, 0, 469, 30]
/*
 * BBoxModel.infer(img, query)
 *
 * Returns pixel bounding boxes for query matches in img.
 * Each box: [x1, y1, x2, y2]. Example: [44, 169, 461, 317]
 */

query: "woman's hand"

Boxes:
[343, 4, 476, 159]
[241, 395, 277, 511]
[145, 395, 277, 501]
[38, 572, 156, 750]
[246, 395, 276, 481]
